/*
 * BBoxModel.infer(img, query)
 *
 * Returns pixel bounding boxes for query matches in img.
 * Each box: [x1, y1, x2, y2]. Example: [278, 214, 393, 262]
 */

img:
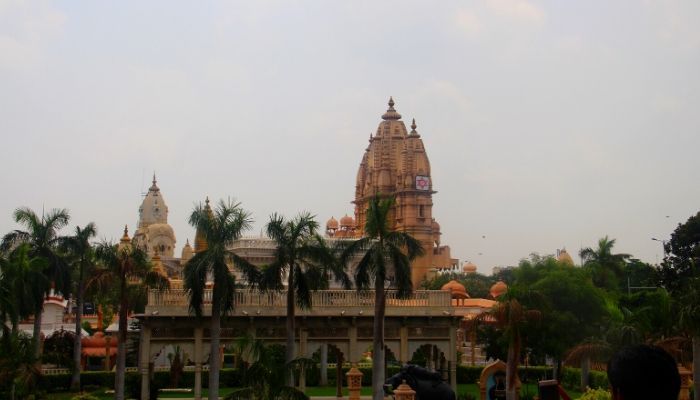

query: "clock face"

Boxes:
[416, 175, 430, 191]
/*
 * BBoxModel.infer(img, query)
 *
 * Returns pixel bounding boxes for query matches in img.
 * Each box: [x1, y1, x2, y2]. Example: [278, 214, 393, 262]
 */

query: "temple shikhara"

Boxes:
[326, 97, 456, 286]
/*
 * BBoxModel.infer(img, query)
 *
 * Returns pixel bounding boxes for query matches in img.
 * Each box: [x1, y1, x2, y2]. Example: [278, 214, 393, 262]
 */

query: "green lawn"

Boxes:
[46, 384, 583, 399]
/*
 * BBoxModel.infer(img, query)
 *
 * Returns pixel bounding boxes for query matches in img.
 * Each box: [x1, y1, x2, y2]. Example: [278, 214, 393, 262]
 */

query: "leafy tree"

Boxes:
[528, 267, 608, 361]
[1, 207, 71, 360]
[225, 334, 309, 400]
[93, 228, 169, 400]
[245, 212, 350, 385]
[658, 211, 700, 400]
[340, 196, 424, 400]
[580, 236, 630, 292]
[0, 328, 40, 400]
[0, 244, 47, 333]
[42, 329, 75, 368]
[478, 288, 541, 400]
[184, 198, 252, 400]
[59, 222, 97, 390]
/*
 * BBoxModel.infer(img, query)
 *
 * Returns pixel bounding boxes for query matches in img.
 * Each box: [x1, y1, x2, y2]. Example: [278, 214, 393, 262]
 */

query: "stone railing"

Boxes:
[146, 289, 453, 317]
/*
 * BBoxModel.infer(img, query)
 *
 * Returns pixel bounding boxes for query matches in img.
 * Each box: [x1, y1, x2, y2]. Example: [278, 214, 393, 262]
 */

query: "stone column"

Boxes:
[139, 325, 151, 400]
[320, 343, 328, 386]
[194, 327, 203, 400]
[399, 326, 409, 364]
[449, 322, 457, 392]
[348, 323, 358, 363]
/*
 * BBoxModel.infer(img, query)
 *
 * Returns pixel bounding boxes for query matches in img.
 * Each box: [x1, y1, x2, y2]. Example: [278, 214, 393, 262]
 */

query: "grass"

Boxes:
[45, 383, 584, 399]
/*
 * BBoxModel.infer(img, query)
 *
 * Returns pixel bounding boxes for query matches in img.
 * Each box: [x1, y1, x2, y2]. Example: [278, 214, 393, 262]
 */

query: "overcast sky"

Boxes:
[1, 1, 698, 274]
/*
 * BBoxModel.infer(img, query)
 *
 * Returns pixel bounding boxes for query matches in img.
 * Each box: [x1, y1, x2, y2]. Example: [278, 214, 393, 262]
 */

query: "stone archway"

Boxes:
[478, 359, 521, 400]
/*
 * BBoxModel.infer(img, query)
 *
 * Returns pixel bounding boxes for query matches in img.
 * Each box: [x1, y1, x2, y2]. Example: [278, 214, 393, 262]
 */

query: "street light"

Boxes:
[651, 237, 668, 256]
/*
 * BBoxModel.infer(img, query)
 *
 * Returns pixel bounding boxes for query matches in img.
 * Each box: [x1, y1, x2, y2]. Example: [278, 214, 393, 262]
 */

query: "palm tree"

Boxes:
[59, 223, 97, 391]
[1, 207, 71, 360]
[478, 289, 541, 400]
[93, 227, 169, 400]
[184, 198, 252, 400]
[340, 196, 423, 400]
[0, 244, 48, 334]
[580, 236, 630, 290]
[225, 334, 310, 400]
[247, 212, 350, 386]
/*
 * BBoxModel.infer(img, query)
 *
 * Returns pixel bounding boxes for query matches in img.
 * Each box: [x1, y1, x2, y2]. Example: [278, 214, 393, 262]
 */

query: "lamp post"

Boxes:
[651, 237, 668, 256]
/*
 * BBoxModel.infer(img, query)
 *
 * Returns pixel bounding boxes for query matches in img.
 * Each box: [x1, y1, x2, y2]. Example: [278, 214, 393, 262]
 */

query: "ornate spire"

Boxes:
[381, 96, 402, 121]
[149, 173, 159, 192]
[121, 225, 130, 242]
[409, 118, 420, 137]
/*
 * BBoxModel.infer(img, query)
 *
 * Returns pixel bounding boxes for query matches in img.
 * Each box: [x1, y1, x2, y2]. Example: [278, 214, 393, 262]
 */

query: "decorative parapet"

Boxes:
[145, 289, 454, 317]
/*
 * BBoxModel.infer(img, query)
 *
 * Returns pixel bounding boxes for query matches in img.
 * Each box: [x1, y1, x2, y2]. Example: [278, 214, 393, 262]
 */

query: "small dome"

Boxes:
[326, 216, 339, 230]
[490, 281, 508, 299]
[558, 249, 574, 266]
[432, 219, 441, 232]
[441, 280, 469, 299]
[340, 214, 355, 228]
[463, 261, 477, 273]
[148, 223, 176, 239]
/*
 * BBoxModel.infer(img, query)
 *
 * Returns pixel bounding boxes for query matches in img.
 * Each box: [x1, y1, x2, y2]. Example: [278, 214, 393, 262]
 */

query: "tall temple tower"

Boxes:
[133, 174, 177, 258]
[353, 98, 454, 286]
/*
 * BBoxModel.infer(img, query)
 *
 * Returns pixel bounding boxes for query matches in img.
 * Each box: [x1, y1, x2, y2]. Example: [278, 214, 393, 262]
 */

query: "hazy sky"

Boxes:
[1, 1, 698, 274]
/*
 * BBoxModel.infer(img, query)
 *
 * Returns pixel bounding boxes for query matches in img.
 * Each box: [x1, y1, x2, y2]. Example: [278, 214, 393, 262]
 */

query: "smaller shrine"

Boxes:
[81, 307, 117, 371]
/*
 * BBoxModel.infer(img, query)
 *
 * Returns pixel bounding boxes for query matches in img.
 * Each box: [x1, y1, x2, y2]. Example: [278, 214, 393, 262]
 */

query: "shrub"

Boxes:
[70, 395, 99, 400]
[577, 387, 612, 400]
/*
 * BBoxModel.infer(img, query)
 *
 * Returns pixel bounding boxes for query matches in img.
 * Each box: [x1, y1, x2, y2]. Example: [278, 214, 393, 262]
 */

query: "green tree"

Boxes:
[0, 328, 40, 400]
[1, 207, 71, 360]
[93, 227, 169, 400]
[59, 222, 97, 391]
[478, 288, 541, 400]
[246, 212, 349, 386]
[580, 236, 630, 292]
[0, 244, 47, 334]
[340, 196, 423, 400]
[225, 334, 309, 400]
[184, 198, 252, 400]
[659, 211, 700, 400]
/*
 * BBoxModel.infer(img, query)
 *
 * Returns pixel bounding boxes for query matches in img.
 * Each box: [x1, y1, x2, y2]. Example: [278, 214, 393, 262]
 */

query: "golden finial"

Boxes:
[381, 96, 401, 121]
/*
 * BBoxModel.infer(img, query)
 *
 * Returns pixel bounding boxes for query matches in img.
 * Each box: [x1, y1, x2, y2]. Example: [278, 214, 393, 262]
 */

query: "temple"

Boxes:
[327, 97, 457, 286]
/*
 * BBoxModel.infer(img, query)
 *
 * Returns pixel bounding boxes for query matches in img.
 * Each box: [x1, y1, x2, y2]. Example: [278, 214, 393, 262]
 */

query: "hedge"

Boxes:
[41, 364, 599, 394]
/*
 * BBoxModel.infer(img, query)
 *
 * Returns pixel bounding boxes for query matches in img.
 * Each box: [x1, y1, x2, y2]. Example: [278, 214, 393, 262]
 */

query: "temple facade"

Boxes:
[327, 98, 457, 286]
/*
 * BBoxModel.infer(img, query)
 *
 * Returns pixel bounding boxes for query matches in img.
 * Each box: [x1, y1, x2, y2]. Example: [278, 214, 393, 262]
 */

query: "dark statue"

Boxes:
[385, 365, 456, 400]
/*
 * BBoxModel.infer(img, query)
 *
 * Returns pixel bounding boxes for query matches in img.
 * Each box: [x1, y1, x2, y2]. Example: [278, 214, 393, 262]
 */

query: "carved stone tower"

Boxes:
[354, 98, 448, 286]
[133, 174, 176, 257]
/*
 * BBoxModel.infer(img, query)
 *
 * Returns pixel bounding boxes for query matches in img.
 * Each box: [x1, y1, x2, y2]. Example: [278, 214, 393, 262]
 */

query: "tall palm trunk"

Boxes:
[286, 268, 296, 387]
[693, 336, 700, 400]
[506, 333, 520, 400]
[115, 279, 127, 400]
[372, 280, 386, 400]
[580, 355, 590, 392]
[209, 297, 221, 400]
[71, 274, 84, 391]
[33, 303, 43, 363]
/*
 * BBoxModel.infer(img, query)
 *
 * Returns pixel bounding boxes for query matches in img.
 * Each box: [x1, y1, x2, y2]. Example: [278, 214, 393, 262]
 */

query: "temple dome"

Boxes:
[138, 174, 169, 228]
[326, 216, 339, 230]
[462, 261, 477, 273]
[340, 214, 355, 228]
[148, 223, 175, 239]
[490, 280, 508, 299]
[441, 280, 469, 299]
[558, 249, 574, 266]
